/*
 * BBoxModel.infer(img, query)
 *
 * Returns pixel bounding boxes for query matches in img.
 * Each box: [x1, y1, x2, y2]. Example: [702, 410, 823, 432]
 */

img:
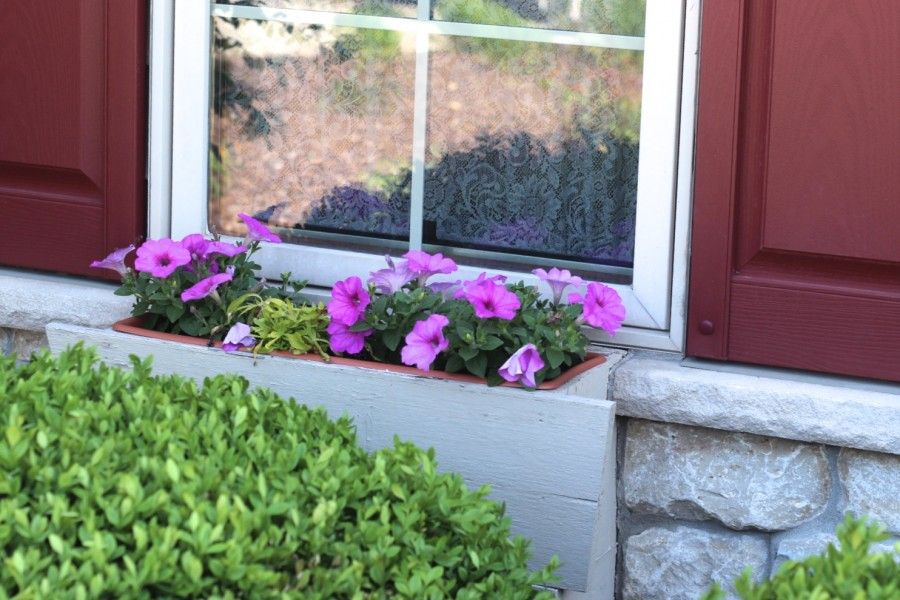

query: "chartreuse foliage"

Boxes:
[230, 294, 331, 359]
[702, 515, 900, 600]
[0, 346, 557, 598]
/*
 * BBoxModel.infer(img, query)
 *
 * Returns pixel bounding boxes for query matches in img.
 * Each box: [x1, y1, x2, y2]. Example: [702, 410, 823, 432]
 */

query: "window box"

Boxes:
[46, 319, 619, 596]
[112, 315, 609, 390]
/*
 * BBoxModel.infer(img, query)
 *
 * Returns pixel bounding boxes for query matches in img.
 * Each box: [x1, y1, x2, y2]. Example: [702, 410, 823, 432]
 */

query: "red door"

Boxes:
[0, 1, 147, 278]
[688, 1, 900, 382]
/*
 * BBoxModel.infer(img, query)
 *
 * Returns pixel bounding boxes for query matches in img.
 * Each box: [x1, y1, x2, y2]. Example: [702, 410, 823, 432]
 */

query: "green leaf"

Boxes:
[465, 353, 488, 378]
[480, 336, 504, 351]
[458, 346, 479, 361]
[181, 552, 203, 583]
[546, 348, 565, 370]
[383, 329, 403, 352]
[165, 458, 180, 483]
[234, 407, 248, 428]
[444, 354, 464, 373]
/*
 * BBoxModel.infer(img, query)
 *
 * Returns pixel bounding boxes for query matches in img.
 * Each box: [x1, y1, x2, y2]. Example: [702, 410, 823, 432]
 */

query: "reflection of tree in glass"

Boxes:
[434, 0, 645, 36]
[293, 129, 638, 265]
[423, 130, 638, 265]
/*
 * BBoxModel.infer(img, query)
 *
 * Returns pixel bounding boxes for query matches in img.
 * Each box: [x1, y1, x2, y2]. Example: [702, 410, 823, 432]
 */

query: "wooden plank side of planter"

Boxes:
[47, 323, 617, 594]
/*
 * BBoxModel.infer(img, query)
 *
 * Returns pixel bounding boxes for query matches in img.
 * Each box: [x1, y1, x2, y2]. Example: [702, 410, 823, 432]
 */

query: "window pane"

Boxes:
[216, 1, 418, 19]
[209, 17, 416, 245]
[423, 35, 642, 269]
[431, 0, 646, 36]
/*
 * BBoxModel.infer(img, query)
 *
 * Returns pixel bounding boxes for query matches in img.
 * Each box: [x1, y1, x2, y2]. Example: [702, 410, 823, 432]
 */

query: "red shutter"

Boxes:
[688, 0, 900, 383]
[0, 1, 147, 279]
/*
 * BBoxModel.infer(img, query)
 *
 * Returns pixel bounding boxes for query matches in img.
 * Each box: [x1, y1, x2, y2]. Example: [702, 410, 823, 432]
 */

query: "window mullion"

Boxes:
[408, 1, 431, 250]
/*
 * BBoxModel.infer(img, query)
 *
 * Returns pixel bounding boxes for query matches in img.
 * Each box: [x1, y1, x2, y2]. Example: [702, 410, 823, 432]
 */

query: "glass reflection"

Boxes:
[209, 17, 416, 243]
[216, 0, 419, 19]
[422, 35, 642, 267]
[431, 0, 645, 36]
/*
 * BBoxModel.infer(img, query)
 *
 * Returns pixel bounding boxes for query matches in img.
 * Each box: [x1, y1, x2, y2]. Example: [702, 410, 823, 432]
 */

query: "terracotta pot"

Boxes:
[112, 316, 607, 391]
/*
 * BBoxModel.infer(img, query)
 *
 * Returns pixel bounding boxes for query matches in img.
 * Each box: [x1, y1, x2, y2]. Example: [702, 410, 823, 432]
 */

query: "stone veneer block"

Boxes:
[624, 420, 830, 531]
[840, 448, 900, 533]
[623, 526, 768, 600]
[613, 353, 900, 455]
[10, 329, 48, 359]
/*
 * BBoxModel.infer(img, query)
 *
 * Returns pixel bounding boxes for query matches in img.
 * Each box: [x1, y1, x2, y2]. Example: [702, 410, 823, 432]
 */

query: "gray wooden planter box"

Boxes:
[47, 322, 617, 598]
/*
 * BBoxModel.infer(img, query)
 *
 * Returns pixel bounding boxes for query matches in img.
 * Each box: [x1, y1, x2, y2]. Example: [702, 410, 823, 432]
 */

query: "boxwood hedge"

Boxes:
[0, 346, 557, 598]
[702, 515, 900, 600]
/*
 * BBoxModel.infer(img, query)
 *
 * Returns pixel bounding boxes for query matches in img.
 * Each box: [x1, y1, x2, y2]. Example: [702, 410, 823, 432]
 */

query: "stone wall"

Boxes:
[617, 418, 900, 600]
[1, 327, 47, 359]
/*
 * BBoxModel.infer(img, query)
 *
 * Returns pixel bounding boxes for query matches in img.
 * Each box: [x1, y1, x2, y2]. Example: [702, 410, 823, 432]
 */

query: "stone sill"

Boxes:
[0, 268, 131, 331]
[612, 352, 900, 456]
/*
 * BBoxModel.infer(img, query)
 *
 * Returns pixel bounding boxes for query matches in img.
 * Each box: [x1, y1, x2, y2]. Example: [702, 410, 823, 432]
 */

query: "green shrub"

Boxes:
[0, 346, 557, 598]
[702, 515, 900, 600]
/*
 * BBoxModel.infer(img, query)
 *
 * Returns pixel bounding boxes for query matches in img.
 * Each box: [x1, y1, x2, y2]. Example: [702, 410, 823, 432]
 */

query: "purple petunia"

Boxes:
[457, 276, 521, 320]
[427, 280, 461, 299]
[90, 244, 135, 277]
[203, 240, 248, 259]
[180, 272, 233, 302]
[368, 255, 415, 294]
[498, 344, 545, 388]
[533, 267, 584, 304]
[222, 322, 255, 352]
[400, 314, 450, 371]
[568, 282, 626, 335]
[327, 276, 371, 326]
[327, 319, 372, 355]
[403, 250, 457, 284]
[239, 213, 282, 243]
[452, 272, 507, 299]
[134, 239, 192, 278]
[180, 234, 210, 261]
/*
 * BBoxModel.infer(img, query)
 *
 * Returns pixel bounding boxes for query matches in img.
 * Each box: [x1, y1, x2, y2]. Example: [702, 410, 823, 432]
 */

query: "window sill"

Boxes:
[612, 352, 900, 455]
[0, 268, 131, 331]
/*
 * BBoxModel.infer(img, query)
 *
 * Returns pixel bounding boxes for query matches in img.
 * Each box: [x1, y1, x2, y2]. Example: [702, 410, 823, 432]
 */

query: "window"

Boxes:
[162, 0, 692, 349]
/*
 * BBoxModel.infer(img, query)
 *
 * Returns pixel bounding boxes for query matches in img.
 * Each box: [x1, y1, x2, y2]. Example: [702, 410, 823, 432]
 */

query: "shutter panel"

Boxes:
[688, 0, 900, 382]
[0, 1, 147, 279]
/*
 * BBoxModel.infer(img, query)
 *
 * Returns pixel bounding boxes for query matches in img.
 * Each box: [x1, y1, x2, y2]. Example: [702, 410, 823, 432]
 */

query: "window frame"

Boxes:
[150, 0, 698, 351]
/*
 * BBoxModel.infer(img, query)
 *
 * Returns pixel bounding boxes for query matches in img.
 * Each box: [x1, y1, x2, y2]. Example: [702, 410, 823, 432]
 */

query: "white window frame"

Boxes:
[150, 0, 699, 351]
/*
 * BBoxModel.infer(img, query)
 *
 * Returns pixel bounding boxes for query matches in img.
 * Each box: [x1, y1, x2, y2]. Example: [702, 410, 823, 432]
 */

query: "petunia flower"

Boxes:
[180, 234, 210, 261]
[458, 277, 521, 320]
[452, 272, 507, 299]
[180, 272, 233, 302]
[533, 267, 584, 304]
[400, 314, 450, 371]
[134, 239, 192, 278]
[327, 319, 372, 355]
[427, 280, 461, 299]
[203, 240, 247, 259]
[568, 282, 626, 335]
[90, 244, 135, 278]
[239, 212, 282, 243]
[403, 250, 457, 284]
[498, 344, 545, 388]
[222, 322, 255, 352]
[327, 276, 370, 326]
[368, 255, 415, 294]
